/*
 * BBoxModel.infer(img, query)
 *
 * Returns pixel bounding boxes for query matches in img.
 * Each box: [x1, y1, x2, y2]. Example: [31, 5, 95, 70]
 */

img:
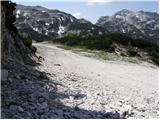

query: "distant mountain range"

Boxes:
[15, 5, 159, 43]
[15, 5, 105, 42]
[96, 9, 159, 43]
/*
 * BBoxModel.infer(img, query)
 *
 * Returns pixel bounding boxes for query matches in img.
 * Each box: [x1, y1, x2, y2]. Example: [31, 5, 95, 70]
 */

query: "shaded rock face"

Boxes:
[1, 1, 32, 69]
[96, 9, 159, 43]
[15, 5, 105, 42]
[1, 3, 17, 65]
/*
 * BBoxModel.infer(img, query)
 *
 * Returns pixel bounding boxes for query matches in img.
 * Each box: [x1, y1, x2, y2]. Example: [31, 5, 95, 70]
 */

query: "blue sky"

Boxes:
[12, 0, 159, 23]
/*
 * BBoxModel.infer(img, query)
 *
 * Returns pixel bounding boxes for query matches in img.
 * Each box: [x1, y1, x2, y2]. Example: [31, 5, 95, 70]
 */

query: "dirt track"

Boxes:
[34, 42, 159, 118]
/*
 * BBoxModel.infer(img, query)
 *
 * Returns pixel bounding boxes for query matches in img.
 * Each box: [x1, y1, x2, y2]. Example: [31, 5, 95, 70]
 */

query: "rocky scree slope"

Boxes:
[34, 42, 159, 119]
[96, 9, 159, 43]
[15, 5, 105, 42]
[1, 1, 51, 118]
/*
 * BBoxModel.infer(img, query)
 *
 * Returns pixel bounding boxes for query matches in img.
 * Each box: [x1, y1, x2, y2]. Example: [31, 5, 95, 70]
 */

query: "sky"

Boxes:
[12, 0, 159, 23]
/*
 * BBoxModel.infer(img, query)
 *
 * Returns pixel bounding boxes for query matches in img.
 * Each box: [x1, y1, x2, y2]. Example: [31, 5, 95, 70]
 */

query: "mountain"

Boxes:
[96, 9, 159, 43]
[15, 5, 105, 42]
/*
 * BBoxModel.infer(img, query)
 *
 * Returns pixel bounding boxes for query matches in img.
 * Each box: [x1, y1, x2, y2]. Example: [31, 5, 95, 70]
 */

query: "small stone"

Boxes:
[18, 106, 24, 112]
[97, 74, 100, 76]
[34, 72, 40, 77]
[141, 109, 146, 112]
[109, 104, 115, 109]
[124, 105, 132, 111]
[40, 102, 48, 109]
[21, 102, 28, 108]
[99, 99, 107, 105]
[97, 92, 101, 96]
[146, 98, 151, 104]
[133, 104, 145, 112]
[54, 109, 63, 116]
[38, 97, 46, 103]
[9, 105, 18, 111]
[105, 110, 120, 119]
[63, 112, 71, 118]
[116, 101, 123, 107]
[1, 69, 8, 81]
[69, 96, 74, 100]
[152, 91, 157, 94]
[13, 115, 22, 119]
[23, 112, 33, 118]
[54, 64, 61, 66]
[39, 72, 48, 79]
[122, 111, 130, 117]
[72, 112, 81, 118]
[119, 100, 125, 104]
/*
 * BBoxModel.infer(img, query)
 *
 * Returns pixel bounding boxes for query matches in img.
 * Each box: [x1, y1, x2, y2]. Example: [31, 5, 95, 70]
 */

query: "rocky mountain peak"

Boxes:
[96, 9, 159, 43]
[114, 9, 133, 16]
[15, 4, 104, 42]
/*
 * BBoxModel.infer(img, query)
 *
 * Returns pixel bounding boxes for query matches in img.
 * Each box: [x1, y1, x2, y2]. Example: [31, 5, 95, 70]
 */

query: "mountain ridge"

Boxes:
[15, 4, 105, 42]
[96, 9, 159, 43]
[15, 5, 158, 43]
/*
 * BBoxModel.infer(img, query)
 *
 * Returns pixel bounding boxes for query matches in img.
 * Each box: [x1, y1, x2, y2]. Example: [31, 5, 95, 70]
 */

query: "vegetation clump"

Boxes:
[18, 33, 32, 48]
[52, 33, 159, 65]
[31, 46, 37, 53]
[18, 33, 37, 53]
[127, 41, 138, 57]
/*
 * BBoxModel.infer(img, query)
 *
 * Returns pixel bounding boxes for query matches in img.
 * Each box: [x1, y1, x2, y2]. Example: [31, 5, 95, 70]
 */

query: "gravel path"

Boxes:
[34, 42, 159, 119]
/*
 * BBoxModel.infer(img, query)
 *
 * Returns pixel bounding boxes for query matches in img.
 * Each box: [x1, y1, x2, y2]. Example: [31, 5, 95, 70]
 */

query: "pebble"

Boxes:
[54, 64, 61, 66]
[38, 97, 46, 103]
[1, 69, 8, 81]
[9, 105, 18, 110]
[2, 58, 158, 119]
[124, 105, 132, 111]
[40, 102, 48, 109]
[54, 109, 63, 116]
[18, 106, 24, 112]
[69, 96, 74, 101]
[72, 112, 81, 118]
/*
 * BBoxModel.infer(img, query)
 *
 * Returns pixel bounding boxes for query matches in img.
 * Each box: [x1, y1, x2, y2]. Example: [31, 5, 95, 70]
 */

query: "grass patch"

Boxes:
[57, 45, 73, 50]
[56, 43, 89, 52]
[54, 43, 141, 64]
[50, 34, 159, 65]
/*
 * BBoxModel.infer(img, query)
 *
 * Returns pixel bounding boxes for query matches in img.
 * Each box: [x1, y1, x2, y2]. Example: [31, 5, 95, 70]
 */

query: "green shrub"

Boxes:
[52, 33, 159, 65]
[106, 33, 131, 45]
[31, 45, 37, 53]
[127, 41, 137, 56]
[18, 33, 32, 48]
[128, 47, 137, 56]
[23, 36, 32, 48]
[87, 37, 113, 51]
[151, 57, 159, 65]
[149, 48, 159, 65]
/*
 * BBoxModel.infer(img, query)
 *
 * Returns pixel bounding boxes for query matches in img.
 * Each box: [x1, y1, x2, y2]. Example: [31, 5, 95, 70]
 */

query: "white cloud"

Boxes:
[86, 0, 113, 5]
[86, 0, 158, 6]
[72, 12, 86, 19]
